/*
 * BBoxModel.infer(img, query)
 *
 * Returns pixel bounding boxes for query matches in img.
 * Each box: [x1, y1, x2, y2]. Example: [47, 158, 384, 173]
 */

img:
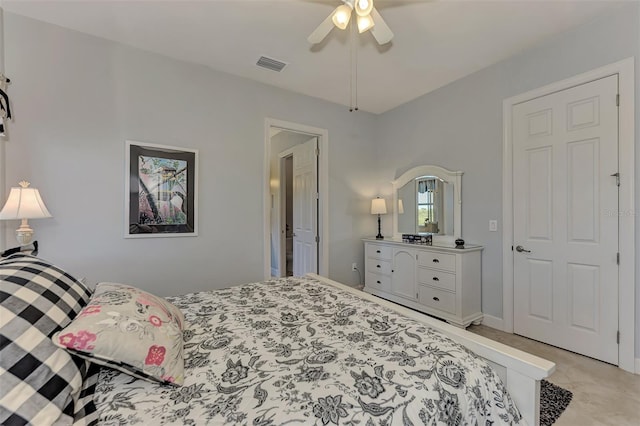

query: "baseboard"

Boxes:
[635, 358, 640, 375]
[481, 314, 506, 331]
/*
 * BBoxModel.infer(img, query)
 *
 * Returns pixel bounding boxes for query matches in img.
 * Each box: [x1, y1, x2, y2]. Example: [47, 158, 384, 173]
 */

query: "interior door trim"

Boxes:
[263, 118, 329, 279]
[502, 57, 635, 373]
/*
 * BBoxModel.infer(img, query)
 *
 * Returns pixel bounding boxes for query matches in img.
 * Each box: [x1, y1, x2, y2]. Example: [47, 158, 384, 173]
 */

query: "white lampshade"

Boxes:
[355, 0, 373, 17]
[0, 183, 52, 219]
[332, 4, 353, 30]
[398, 199, 404, 214]
[371, 198, 387, 215]
[0, 181, 52, 246]
[357, 14, 375, 33]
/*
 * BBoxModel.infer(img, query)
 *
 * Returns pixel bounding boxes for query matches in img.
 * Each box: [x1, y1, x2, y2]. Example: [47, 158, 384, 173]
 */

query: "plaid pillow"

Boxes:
[71, 363, 101, 426]
[0, 254, 95, 425]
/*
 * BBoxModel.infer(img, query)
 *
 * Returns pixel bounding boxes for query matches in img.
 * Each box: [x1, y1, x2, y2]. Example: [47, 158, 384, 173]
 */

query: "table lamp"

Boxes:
[371, 197, 387, 240]
[0, 181, 52, 245]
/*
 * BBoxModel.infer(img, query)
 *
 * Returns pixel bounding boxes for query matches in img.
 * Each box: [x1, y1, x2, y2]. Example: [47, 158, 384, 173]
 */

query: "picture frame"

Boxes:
[125, 140, 198, 238]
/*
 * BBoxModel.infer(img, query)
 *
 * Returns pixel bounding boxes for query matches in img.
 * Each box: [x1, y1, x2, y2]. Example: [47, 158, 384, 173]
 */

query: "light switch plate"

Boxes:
[489, 220, 498, 232]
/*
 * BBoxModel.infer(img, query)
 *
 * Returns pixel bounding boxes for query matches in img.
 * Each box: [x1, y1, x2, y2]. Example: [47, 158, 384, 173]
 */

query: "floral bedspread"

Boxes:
[94, 276, 522, 425]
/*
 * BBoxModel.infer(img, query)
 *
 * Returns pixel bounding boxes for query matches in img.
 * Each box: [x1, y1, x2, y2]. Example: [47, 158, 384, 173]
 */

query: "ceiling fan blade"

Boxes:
[307, 8, 338, 44]
[370, 7, 393, 45]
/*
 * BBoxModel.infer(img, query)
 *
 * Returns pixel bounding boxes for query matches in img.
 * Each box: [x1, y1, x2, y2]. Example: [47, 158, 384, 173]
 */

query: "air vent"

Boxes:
[256, 56, 287, 72]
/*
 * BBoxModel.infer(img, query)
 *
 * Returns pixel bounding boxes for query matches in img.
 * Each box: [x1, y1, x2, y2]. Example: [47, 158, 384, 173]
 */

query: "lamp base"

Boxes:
[16, 219, 34, 246]
[375, 214, 384, 240]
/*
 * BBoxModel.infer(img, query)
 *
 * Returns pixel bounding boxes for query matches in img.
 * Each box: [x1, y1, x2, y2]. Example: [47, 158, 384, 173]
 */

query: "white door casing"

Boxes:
[292, 138, 318, 276]
[512, 75, 618, 364]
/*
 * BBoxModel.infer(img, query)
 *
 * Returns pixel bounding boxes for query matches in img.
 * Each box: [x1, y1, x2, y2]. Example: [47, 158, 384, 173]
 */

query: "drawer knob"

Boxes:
[376, 250, 381, 253]
[432, 259, 440, 263]
[433, 297, 440, 302]
[377, 265, 381, 268]
[432, 277, 439, 281]
[376, 280, 381, 284]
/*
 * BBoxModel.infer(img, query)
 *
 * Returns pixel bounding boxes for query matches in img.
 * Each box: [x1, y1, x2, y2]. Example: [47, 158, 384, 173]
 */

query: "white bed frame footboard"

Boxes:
[309, 274, 556, 426]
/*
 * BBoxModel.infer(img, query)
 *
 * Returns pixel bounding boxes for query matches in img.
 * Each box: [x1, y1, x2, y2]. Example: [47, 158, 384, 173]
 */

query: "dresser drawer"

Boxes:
[367, 259, 392, 275]
[419, 285, 456, 315]
[417, 251, 455, 272]
[365, 272, 391, 292]
[366, 244, 392, 260]
[417, 268, 456, 292]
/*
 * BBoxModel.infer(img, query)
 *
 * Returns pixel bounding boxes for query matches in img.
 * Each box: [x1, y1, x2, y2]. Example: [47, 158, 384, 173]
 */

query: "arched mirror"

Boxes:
[392, 165, 463, 241]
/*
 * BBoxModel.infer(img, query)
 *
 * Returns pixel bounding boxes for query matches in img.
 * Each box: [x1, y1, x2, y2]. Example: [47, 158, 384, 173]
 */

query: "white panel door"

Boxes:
[391, 248, 417, 301]
[292, 138, 318, 276]
[513, 75, 619, 364]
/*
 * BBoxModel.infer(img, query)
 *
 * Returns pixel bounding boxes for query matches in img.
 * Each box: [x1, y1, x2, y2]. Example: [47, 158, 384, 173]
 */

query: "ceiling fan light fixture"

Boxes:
[332, 4, 353, 30]
[355, 0, 373, 17]
[357, 14, 374, 33]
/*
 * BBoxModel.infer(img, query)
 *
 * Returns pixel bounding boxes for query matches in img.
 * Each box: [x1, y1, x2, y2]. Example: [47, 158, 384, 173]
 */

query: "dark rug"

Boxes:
[540, 379, 573, 425]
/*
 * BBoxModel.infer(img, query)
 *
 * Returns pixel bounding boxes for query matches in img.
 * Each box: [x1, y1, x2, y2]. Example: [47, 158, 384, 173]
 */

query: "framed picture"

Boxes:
[125, 140, 198, 238]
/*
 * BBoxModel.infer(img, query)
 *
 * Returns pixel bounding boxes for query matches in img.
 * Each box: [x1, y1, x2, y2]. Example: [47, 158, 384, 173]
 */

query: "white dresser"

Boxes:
[363, 238, 483, 328]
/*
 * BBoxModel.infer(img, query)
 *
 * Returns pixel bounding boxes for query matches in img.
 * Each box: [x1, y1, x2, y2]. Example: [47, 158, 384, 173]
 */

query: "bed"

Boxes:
[0, 255, 555, 426]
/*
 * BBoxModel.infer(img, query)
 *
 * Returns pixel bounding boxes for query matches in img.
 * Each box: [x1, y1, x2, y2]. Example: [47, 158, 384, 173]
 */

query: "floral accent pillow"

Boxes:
[51, 282, 185, 386]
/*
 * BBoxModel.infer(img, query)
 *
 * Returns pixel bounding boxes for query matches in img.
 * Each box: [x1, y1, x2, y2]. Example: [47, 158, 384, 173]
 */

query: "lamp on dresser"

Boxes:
[370, 197, 387, 240]
[0, 181, 52, 245]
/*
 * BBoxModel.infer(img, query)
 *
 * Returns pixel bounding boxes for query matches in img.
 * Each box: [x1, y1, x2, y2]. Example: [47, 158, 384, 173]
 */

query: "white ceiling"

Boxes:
[2, 0, 625, 114]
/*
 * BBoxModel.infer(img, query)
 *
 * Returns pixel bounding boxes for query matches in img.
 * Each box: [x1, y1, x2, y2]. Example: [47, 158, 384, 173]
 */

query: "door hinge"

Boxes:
[315, 235, 319, 243]
[616, 94, 620, 107]
[617, 330, 620, 344]
[315, 192, 319, 200]
[315, 147, 320, 156]
[611, 172, 620, 187]
[616, 252, 620, 265]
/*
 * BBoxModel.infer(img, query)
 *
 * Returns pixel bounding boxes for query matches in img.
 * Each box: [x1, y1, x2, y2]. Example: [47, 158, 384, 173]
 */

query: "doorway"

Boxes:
[502, 58, 635, 372]
[263, 119, 329, 279]
[282, 154, 293, 276]
[274, 136, 318, 277]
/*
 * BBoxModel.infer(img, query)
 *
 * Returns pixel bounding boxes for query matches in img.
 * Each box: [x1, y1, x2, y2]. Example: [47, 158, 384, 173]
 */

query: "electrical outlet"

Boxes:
[489, 220, 498, 232]
[352, 263, 358, 271]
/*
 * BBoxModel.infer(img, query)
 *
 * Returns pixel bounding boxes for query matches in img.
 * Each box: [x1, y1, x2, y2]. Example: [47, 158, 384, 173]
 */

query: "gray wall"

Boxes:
[374, 4, 640, 354]
[2, 12, 377, 294]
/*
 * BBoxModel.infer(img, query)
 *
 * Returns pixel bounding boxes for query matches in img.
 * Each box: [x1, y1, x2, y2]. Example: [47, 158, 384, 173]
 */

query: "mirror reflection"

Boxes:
[393, 165, 462, 240]
[397, 176, 454, 235]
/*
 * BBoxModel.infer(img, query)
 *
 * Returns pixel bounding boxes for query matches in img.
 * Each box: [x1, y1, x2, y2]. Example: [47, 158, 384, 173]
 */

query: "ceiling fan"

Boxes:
[307, 0, 394, 45]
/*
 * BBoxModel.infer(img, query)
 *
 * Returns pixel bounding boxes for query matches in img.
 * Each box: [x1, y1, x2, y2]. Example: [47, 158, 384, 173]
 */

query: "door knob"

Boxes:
[515, 245, 531, 253]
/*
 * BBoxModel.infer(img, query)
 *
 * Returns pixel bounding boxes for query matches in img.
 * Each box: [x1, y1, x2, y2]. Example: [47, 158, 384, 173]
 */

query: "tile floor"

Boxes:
[468, 325, 640, 426]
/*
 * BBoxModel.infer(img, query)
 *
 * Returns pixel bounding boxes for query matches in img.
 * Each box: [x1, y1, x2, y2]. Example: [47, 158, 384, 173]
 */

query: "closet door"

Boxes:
[512, 75, 619, 364]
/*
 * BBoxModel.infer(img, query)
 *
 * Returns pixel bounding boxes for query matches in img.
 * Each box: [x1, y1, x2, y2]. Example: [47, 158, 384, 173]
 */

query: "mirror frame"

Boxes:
[392, 165, 463, 241]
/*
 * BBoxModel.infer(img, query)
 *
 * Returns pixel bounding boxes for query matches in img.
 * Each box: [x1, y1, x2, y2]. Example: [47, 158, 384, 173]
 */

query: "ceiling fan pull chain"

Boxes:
[349, 19, 354, 112]
[348, 19, 359, 112]
[354, 27, 359, 112]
